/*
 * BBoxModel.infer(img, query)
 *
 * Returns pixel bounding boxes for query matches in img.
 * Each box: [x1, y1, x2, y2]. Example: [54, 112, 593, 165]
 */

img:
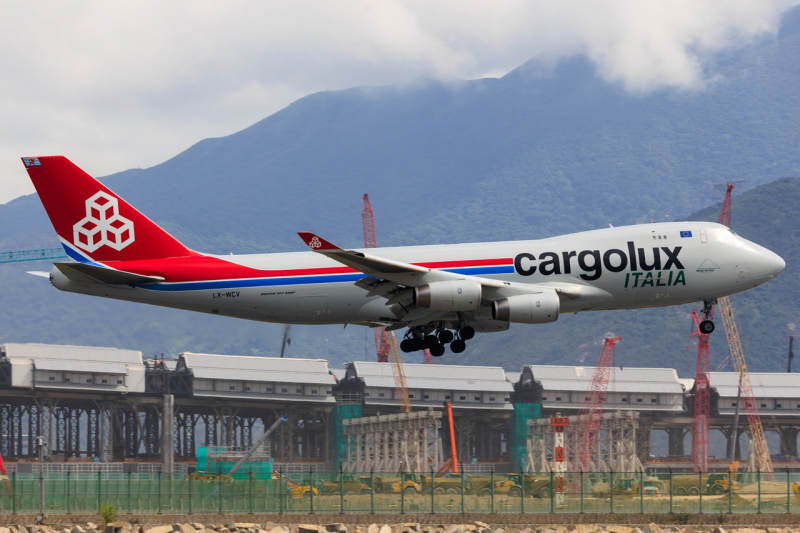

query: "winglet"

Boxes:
[297, 232, 342, 251]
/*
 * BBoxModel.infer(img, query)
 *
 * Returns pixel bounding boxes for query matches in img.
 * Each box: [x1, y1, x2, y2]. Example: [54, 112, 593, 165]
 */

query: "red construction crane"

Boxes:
[572, 336, 622, 473]
[690, 309, 711, 473]
[362, 194, 390, 362]
[718, 183, 734, 227]
[361, 194, 433, 364]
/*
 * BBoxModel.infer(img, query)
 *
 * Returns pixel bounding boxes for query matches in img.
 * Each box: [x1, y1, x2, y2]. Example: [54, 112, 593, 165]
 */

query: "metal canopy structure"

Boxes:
[527, 410, 643, 474]
[343, 410, 441, 472]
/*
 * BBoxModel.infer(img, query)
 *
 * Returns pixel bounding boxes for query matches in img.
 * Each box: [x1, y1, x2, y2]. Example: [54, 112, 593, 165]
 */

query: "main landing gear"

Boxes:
[400, 325, 475, 356]
[699, 299, 716, 334]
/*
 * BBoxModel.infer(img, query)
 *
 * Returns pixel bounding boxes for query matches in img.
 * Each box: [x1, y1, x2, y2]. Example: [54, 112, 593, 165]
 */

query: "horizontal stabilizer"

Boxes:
[54, 262, 164, 286]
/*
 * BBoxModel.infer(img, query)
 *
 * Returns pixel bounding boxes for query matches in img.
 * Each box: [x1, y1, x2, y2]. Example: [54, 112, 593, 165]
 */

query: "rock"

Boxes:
[299, 527, 321, 533]
[179, 526, 197, 533]
[379, 527, 391, 533]
[713, 529, 727, 533]
[402, 526, 420, 533]
[265, 528, 286, 533]
[325, 526, 347, 533]
[236, 528, 258, 532]
[87, 527, 97, 532]
[608, 528, 633, 533]
[642, 526, 663, 533]
[145, 528, 174, 533]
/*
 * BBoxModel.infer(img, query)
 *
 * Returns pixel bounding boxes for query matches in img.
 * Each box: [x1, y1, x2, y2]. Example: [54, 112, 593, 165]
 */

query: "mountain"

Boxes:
[1, 8, 800, 370]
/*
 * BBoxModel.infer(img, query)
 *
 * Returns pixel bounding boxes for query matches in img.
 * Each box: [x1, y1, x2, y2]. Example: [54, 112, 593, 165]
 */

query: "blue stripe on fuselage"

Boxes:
[133, 265, 515, 292]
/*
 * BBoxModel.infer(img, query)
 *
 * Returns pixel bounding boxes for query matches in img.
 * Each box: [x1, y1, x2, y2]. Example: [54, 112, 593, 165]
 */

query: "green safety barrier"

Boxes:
[0, 470, 796, 514]
[331, 403, 362, 471]
[510, 403, 541, 472]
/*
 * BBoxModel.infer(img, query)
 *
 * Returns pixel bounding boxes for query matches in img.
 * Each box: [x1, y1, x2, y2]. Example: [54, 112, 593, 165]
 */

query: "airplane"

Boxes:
[22, 156, 785, 357]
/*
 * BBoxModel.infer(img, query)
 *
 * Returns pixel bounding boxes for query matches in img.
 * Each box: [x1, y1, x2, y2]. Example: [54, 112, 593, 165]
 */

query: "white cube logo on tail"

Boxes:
[309, 236, 322, 249]
[73, 191, 135, 252]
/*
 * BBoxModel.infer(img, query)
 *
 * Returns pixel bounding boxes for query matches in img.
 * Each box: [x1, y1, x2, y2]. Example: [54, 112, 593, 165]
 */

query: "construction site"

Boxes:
[2, 187, 800, 515]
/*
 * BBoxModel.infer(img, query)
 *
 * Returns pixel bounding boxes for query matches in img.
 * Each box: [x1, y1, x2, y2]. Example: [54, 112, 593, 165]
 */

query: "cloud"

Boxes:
[0, 0, 793, 205]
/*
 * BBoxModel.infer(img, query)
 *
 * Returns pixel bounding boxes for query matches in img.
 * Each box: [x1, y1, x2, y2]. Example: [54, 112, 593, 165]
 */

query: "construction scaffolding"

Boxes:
[526, 410, 644, 474]
[343, 410, 441, 473]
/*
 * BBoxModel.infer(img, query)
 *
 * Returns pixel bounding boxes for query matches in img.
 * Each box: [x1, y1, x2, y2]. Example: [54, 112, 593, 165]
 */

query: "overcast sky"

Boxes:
[0, 1, 794, 204]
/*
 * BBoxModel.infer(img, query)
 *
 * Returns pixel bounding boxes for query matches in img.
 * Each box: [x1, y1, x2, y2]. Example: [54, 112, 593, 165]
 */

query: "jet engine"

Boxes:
[491, 292, 559, 324]
[412, 280, 482, 311]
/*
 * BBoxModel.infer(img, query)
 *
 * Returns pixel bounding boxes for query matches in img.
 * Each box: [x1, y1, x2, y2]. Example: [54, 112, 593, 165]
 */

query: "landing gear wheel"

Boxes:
[699, 320, 715, 334]
[400, 339, 414, 353]
[450, 339, 466, 353]
[429, 344, 445, 357]
[423, 335, 439, 349]
[439, 330, 454, 344]
[460, 326, 475, 340]
[410, 338, 423, 352]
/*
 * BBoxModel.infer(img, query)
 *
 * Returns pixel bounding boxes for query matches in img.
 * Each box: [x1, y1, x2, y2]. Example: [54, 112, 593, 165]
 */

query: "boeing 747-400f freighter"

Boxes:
[23, 156, 785, 356]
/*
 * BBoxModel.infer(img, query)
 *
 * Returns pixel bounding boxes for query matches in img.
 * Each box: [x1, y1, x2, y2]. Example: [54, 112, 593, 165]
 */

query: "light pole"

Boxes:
[37, 435, 46, 521]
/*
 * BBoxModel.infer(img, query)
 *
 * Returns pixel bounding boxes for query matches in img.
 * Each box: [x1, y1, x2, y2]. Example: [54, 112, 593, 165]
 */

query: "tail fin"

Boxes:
[22, 156, 197, 263]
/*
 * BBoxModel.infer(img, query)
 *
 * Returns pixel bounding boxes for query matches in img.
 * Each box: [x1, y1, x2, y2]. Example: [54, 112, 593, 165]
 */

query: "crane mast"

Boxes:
[572, 336, 622, 473]
[362, 194, 390, 362]
[690, 309, 711, 473]
[718, 296, 774, 475]
[713, 182, 772, 475]
[387, 330, 411, 413]
[361, 193, 433, 364]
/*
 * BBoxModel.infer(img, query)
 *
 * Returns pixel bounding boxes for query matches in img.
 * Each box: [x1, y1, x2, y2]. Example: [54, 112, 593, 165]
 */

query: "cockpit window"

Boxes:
[729, 229, 738, 236]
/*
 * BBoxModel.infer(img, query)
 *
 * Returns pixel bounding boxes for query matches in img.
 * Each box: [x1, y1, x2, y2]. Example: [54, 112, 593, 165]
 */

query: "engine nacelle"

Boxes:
[491, 292, 560, 324]
[412, 280, 482, 311]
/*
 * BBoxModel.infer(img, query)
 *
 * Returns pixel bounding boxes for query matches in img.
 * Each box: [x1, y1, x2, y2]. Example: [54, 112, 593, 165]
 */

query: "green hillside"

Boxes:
[1, 7, 800, 370]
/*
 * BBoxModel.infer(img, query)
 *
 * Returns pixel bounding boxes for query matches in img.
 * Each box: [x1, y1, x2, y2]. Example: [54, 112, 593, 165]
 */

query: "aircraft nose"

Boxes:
[745, 245, 785, 284]
[774, 252, 786, 276]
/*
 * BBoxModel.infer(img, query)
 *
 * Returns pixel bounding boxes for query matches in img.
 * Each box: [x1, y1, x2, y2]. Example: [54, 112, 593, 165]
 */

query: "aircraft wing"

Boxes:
[298, 232, 582, 325]
[297, 232, 487, 287]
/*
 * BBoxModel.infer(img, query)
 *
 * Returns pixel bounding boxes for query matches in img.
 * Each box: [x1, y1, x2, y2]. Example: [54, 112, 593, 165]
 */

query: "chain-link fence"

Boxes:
[1, 470, 798, 514]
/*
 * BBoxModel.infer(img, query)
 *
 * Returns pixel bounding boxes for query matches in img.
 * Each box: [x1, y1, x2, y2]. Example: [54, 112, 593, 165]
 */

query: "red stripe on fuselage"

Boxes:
[102, 255, 513, 283]
[416, 258, 513, 269]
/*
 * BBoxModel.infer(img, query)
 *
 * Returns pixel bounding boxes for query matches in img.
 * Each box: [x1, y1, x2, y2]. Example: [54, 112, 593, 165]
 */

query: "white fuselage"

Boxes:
[49, 221, 784, 328]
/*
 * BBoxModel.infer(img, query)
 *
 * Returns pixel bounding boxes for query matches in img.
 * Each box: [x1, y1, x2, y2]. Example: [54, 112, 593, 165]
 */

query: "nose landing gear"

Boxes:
[700, 299, 717, 334]
[699, 320, 715, 334]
